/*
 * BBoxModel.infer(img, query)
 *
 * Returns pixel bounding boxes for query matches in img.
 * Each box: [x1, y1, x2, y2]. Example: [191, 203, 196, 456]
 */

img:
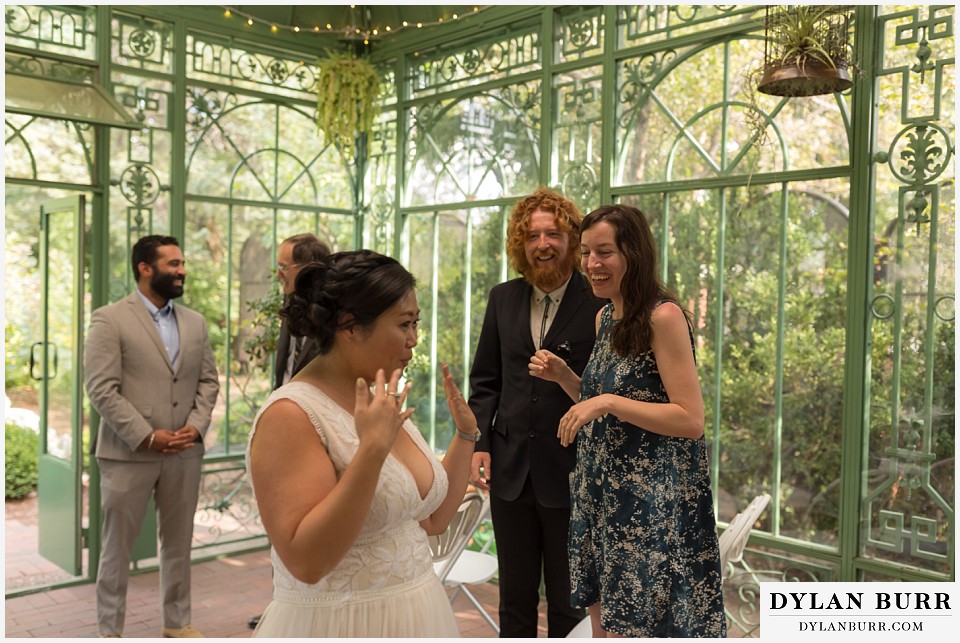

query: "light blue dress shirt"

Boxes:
[136, 290, 180, 369]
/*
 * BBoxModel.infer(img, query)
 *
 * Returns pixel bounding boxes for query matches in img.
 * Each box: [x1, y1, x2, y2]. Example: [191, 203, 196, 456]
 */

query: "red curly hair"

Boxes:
[505, 187, 583, 277]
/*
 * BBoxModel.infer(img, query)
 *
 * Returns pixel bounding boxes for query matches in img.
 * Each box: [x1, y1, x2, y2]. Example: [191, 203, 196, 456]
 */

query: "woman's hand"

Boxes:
[529, 349, 582, 403]
[557, 395, 609, 447]
[528, 349, 569, 382]
[441, 363, 478, 437]
[354, 368, 413, 458]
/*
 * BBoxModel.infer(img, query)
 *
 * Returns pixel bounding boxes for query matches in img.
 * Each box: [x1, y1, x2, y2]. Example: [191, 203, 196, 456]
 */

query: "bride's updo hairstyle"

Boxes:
[282, 250, 417, 355]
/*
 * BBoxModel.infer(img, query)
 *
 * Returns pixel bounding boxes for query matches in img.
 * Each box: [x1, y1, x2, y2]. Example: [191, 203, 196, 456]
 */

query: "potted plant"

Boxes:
[757, 5, 854, 97]
[315, 50, 381, 157]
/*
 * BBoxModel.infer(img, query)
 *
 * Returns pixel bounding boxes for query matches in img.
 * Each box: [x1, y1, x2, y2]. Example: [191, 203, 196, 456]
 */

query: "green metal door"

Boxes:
[36, 196, 86, 575]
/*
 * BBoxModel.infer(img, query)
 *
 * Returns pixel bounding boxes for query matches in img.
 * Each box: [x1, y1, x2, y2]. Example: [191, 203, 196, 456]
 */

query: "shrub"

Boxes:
[5, 422, 39, 499]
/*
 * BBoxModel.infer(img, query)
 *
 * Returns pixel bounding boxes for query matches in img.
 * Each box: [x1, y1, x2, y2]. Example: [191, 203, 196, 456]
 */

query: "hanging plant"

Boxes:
[757, 5, 855, 97]
[315, 50, 381, 157]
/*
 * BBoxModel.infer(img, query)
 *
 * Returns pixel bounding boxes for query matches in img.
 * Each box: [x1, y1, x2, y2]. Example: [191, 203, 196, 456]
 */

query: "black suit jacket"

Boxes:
[468, 271, 605, 508]
[273, 314, 320, 390]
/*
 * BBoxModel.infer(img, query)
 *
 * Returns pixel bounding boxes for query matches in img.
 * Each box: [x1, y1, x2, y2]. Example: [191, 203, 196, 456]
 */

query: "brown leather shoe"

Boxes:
[162, 625, 204, 638]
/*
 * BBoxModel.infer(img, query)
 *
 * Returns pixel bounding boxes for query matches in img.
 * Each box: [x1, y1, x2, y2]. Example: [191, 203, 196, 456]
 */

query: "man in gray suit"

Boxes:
[273, 233, 330, 389]
[85, 235, 219, 638]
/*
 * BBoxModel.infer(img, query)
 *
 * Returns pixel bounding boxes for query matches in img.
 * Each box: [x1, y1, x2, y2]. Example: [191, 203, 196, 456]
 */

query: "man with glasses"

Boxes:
[247, 232, 331, 630]
[273, 233, 331, 389]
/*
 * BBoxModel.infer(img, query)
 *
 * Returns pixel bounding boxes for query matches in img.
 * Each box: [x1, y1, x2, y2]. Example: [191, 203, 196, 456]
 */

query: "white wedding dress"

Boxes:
[247, 382, 459, 637]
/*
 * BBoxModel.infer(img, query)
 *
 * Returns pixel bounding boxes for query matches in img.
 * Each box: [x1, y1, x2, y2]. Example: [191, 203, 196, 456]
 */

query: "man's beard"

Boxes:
[525, 256, 573, 292]
[151, 271, 184, 301]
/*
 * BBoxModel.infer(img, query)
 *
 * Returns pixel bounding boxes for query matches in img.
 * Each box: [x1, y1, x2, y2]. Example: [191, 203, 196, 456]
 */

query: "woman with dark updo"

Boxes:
[246, 250, 478, 637]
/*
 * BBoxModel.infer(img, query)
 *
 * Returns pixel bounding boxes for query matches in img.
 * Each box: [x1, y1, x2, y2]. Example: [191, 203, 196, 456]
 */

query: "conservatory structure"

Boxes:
[3, 3, 955, 632]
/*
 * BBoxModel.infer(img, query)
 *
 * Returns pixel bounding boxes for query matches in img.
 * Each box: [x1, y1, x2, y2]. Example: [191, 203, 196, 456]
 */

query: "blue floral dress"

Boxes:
[569, 302, 726, 637]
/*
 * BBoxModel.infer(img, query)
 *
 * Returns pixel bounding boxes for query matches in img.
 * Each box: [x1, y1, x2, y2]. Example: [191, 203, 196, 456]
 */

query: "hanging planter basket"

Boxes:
[315, 50, 381, 158]
[758, 5, 854, 97]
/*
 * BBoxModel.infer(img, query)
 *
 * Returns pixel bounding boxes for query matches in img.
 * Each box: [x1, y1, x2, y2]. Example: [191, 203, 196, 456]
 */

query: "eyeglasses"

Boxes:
[276, 262, 301, 274]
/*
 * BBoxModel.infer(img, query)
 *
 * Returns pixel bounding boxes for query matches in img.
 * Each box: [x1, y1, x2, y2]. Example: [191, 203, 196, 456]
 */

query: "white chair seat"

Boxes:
[429, 491, 500, 634]
[433, 550, 499, 585]
[566, 615, 593, 638]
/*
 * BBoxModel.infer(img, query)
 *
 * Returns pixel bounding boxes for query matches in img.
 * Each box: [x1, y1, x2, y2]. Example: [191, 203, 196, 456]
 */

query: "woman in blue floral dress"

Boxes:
[529, 204, 725, 637]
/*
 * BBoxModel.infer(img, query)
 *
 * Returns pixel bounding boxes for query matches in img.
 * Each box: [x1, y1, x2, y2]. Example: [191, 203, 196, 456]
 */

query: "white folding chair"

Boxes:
[718, 493, 771, 575]
[429, 490, 500, 634]
[566, 615, 593, 638]
[719, 493, 770, 637]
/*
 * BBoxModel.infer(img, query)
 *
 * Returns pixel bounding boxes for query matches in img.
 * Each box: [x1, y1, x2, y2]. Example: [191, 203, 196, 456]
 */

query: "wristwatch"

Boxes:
[455, 426, 482, 442]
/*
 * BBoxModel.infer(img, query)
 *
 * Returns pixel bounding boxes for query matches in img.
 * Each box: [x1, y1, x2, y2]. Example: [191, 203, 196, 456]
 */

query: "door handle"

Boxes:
[29, 341, 58, 380]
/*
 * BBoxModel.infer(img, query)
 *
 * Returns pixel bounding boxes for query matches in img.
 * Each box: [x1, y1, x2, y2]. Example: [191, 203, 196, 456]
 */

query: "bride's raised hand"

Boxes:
[354, 368, 413, 458]
[441, 363, 477, 436]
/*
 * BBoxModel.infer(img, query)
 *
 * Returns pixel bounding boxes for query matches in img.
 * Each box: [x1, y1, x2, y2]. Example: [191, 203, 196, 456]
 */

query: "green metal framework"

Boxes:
[4, 5, 954, 610]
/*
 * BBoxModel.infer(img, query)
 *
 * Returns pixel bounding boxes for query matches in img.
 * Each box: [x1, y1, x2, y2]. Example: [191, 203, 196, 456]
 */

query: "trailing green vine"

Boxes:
[315, 50, 381, 158]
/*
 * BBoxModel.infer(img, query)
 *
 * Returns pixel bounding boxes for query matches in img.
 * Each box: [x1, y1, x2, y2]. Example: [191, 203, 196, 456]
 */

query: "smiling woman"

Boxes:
[245, 249, 481, 638]
[531, 205, 725, 637]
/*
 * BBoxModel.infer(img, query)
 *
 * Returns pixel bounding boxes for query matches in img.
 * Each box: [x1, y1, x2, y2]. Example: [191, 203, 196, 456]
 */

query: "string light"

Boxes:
[216, 5, 486, 41]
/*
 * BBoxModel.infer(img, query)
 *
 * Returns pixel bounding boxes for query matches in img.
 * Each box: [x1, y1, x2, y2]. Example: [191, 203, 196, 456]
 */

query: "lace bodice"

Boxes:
[247, 382, 449, 602]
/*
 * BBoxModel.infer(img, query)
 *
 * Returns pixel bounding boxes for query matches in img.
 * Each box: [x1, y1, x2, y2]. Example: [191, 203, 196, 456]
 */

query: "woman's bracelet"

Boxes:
[455, 426, 481, 443]
[147, 433, 156, 451]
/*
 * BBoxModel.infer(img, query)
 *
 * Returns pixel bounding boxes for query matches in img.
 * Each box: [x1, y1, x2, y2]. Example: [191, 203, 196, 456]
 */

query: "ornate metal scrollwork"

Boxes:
[888, 123, 953, 231]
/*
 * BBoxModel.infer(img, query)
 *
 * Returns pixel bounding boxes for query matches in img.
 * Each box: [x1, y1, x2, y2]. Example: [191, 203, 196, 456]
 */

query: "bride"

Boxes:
[246, 250, 479, 637]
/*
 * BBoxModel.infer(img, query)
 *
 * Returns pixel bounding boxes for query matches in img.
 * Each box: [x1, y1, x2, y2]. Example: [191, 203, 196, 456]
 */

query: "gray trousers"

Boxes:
[96, 456, 202, 636]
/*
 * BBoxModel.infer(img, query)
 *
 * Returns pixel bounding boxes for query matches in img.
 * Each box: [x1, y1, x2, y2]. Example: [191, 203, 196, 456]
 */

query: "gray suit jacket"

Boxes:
[85, 292, 220, 461]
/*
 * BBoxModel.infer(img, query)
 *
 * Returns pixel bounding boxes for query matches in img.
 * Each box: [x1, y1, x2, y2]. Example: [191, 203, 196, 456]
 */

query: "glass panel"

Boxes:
[276, 210, 355, 255]
[408, 26, 540, 98]
[403, 206, 506, 450]
[616, 36, 852, 186]
[862, 3, 955, 577]
[5, 51, 95, 83]
[364, 110, 399, 253]
[555, 6, 604, 64]
[182, 201, 251, 457]
[111, 11, 175, 74]
[42, 205, 83, 460]
[4, 114, 95, 184]
[5, 75, 138, 129]
[778, 179, 849, 544]
[184, 89, 351, 208]
[4, 187, 75, 444]
[186, 33, 319, 101]
[554, 66, 602, 209]
[112, 72, 173, 132]
[406, 81, 541, 206]
[4, 5, 97, 59]
[623, 179, 849, 547]
[616, 5, 759, 50]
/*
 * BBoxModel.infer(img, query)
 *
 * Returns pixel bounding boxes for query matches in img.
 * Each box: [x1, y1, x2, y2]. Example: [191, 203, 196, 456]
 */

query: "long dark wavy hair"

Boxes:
[581, 204, 689, 359]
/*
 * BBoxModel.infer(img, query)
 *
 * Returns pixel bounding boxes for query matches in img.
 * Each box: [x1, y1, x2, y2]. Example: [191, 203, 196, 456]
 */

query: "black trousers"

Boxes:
[490, 476, 584, 638]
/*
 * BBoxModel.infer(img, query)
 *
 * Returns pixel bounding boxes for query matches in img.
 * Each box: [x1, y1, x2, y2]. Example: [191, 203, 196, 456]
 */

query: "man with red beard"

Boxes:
[467, 188, 604, 637]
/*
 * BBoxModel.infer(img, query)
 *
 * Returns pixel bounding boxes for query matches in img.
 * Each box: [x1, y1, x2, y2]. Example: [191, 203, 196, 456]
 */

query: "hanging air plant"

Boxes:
[758, 5, 854, 97]
[315, 50, 381, 157]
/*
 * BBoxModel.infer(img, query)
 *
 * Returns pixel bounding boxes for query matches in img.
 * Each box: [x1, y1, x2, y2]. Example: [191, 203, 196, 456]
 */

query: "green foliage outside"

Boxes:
[5, 423, 39, 499]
